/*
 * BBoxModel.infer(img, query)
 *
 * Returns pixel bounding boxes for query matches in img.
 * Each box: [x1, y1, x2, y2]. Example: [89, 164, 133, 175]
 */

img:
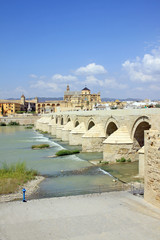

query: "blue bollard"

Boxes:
[22, 188, 27, 202]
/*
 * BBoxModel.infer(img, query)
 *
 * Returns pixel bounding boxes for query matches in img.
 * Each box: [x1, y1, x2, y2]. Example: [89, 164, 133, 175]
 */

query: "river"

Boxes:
[0, 126, 122, 199]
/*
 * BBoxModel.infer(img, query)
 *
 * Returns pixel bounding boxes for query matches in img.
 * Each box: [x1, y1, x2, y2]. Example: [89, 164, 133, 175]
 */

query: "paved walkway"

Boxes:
[0, 191, 160, 240]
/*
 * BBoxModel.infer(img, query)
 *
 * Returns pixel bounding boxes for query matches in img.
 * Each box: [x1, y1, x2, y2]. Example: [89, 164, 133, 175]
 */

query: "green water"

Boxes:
[0, 126, 122, 198]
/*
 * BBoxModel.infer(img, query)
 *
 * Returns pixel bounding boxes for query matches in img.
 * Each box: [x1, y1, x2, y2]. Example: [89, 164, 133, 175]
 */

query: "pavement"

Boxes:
[0, 191, 160, 240]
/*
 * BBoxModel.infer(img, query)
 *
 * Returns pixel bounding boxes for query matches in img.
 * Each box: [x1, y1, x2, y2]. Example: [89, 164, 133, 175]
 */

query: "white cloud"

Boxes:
[85, 75, 104, 86]
[52, 74, 77, 81]
[29, 74, 38, 79]
[122, 48, 160, 82]
[30, 80, 61, 93]
[75, 63, 107, 75]
[30, 80, 46, 89]
[104, 78, 128, 89]
[149, 84, 160, 91]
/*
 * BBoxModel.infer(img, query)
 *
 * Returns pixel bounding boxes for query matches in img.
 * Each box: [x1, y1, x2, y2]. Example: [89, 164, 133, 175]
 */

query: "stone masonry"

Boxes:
[144, 130, 160, 208]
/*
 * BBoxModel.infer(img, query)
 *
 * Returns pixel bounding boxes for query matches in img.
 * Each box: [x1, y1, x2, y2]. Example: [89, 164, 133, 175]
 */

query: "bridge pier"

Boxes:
[69, 122, 86, 145]
[35, 117, 43, 130]
[138, 146, 144, 178]
[51, 123, 57, 136]
[103, 126, 133, 162]
[48, 118, 54, 134]
[82, 124, 106, 152]
[56, 125, 64, 139]
[62, 121, 74, 141]
[41, 117, 51, 132]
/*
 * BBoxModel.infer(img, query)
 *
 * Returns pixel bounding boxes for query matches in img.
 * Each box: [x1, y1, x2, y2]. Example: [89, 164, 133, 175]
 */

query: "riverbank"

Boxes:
[90, 159, 143, 183]
[0, 176, 44, 202]
[0, 191, 160, 240]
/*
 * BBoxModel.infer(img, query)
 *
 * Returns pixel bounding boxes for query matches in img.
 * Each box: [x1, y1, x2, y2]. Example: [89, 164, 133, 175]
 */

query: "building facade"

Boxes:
[0, 95, 38, 116]
[36, 85, 101, 114]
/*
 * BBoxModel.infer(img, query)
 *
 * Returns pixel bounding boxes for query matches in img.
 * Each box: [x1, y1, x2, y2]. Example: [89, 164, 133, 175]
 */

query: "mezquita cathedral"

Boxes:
[36, 85, 101, 113]
[0, 85, 101, 116]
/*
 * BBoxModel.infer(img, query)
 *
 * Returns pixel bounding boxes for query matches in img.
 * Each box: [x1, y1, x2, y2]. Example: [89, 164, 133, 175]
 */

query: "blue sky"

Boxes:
[0, 0, 160, 99]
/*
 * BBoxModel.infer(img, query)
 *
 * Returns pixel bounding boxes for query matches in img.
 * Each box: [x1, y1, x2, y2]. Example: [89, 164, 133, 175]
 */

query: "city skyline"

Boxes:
[0, 0, 160, 99]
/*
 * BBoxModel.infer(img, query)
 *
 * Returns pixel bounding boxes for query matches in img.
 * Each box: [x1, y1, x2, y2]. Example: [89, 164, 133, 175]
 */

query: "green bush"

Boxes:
[0, 122, 6, 126]
[103, 161, 109, 165]
[116, 157, 126, 163]
[37, 130, 48, 134]
[16, 111, 26, 114]
[32, 144, 50, 149]
[8, 121, 19, 126]
[127, 158, 131, 162]
[25, 126, 33, 129]
[116, 157, 131, 163]
[55, 149, 80, 156]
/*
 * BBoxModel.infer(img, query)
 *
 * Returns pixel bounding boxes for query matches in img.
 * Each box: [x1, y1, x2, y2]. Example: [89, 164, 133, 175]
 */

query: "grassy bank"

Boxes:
[55, 149, 80, 156]
[99, 161, 142, 183]
[0, 162, 38, 195]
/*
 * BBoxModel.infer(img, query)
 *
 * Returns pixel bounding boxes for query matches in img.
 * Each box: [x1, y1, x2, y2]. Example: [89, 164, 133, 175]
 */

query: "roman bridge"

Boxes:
[35, 108, 160, 162]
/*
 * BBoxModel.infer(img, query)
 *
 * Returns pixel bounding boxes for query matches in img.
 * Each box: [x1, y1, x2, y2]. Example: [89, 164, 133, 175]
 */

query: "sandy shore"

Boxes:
[0, 176, 44, 203]
[0, 191, 160, 240]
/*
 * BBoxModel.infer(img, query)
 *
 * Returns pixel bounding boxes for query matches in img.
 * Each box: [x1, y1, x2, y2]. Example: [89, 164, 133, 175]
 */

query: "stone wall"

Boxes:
[0, 115, 40, 125]
[144, 130, 160, 208]
[82, 137, 105, 152]
[138, 146, 144, 178]
[103, 143, 135, 162]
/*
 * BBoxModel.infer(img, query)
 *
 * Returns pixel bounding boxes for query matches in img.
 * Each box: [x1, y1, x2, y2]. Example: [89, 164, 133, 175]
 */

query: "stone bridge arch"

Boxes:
[87, 118, 95, 130]
[74, 119, 80, 127]
[61, 117, 64, 125]
[56, 116, 59, 124]
[105, 117, 119, 137]
[131, 116, 151, 149]
[67, 116, 71, 122]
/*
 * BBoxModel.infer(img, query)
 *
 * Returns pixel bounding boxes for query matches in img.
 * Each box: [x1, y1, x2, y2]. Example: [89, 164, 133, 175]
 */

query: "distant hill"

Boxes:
[7, 97, 63, 102]
[101, 97, 142, 102]
[37, 97, 63, 102]
[7, 97, 155, 102]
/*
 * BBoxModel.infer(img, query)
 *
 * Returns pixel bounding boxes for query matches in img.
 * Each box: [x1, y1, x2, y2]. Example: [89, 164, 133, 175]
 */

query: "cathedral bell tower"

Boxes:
[67, 85, 70, 92]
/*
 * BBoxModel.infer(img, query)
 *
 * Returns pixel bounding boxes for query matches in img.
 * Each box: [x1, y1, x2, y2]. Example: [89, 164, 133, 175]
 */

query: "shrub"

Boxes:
[25, 126, 33, 129]
[116, 157, 126, 163]
[55, 149, 80, 156]
[16, 111, 26, 114]
[37, 130, 48, 134]
[116, 157, 131, 163]
[32, 144, 50, 149]
[8, 121, 19, 126]
[103, 161, 109, 165]
[0, 122, 6, 126]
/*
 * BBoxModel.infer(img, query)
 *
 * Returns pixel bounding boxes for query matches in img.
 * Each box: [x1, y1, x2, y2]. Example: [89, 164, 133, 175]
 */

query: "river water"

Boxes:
[0, 126, 122, 198]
